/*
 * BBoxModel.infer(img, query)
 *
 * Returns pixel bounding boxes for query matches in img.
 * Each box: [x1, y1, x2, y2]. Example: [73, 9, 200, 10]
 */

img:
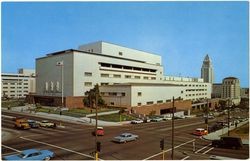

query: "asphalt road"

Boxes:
[2, 111, 249, 160]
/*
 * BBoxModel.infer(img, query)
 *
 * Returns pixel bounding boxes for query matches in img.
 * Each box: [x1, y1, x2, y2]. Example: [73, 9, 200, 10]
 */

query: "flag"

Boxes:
[56, 61, 64, 66]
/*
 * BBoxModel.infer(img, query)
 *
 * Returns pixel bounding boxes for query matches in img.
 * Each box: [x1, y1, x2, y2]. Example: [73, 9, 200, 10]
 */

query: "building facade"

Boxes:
[2, 69, 36, 99]
[34, 41, 211, 109]
[201, 54, 214, 83]
[240, 88, 249, 99]
[212, 83, 222, 98]
[221, 77, 241, 105]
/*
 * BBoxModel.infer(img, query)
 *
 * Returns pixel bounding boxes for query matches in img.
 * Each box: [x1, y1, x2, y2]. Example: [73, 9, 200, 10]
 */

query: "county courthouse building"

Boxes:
[28, 41, 213, 115]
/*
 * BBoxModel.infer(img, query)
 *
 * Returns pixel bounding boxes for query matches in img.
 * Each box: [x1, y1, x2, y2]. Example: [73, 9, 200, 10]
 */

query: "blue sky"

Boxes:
[2, 2, 249, 87]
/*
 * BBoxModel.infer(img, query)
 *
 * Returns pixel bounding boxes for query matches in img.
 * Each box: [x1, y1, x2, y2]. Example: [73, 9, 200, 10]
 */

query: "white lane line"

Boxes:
[2, 115, 15, 119]
[195, 143, 212, 153]
[143, 139, 195, 160]
[2, 151, 19, 156]
[2, 144, 21, 153]
[20, 137, 94, 159]
[181, 156, 190, 160]
[202, 147, 214, 154]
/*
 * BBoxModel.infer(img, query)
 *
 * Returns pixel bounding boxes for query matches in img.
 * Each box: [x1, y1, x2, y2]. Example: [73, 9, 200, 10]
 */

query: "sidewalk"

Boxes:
[202, 120, 249, 145]
[2, 106, 128, 127]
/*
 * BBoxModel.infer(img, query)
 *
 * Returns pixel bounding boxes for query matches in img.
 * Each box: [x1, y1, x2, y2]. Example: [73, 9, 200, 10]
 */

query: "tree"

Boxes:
[83, 84, 105, 108]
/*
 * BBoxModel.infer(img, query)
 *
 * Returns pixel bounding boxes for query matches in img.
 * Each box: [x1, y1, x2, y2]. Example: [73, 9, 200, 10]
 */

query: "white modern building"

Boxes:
[201, 54, 214, 83]
[34, 41, 211, 108]
[2, 69, 36, 99]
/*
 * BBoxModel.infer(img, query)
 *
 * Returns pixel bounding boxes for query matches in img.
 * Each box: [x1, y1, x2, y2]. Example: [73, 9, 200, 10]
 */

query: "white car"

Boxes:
[39, 120, 56, 128]
[113, 133, 139, 143]
[131, 119, 144, 124]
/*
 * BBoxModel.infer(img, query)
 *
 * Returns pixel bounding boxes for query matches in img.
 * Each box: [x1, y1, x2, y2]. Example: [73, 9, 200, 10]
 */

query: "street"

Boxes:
[2, 111, 249, 160]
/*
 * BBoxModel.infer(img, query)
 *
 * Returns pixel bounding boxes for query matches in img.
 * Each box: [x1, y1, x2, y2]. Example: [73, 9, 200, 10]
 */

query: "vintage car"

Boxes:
[131, 119, 144, 124]
[192, 128, 208, 136]
[92, 127, 104, 136]
[3, 148, 54, 161]
[212, 136, 243, 149]
[39, 120, 56, 128]
[113, 133, 139, 143]
[27, 120, 40, 128]
[14, 118, 30, 130]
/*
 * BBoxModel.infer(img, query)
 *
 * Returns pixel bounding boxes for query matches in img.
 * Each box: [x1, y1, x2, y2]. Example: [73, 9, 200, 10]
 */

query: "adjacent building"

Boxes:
[240, 88, 249, 99]
[212, 83, 222, 98]
[2, 69, 36, 99]
[31, 41, 212, 114]
[221, 77, 241, 105]
[201, 54, 214, 83]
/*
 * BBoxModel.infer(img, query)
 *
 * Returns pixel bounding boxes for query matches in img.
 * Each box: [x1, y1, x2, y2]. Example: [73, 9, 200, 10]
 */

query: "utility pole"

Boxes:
[227, 98, 230, 136]
[171, 96, 175, 160]
[95, 90, 99, 160]
[206, 99, 209, 134]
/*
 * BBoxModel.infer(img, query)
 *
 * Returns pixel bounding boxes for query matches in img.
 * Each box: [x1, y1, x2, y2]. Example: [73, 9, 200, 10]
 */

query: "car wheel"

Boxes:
[44, 156, 50, 161]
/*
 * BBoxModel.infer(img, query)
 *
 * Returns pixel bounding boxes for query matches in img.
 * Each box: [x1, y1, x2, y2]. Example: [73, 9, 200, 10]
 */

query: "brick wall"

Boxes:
[65, 96, 85, 108]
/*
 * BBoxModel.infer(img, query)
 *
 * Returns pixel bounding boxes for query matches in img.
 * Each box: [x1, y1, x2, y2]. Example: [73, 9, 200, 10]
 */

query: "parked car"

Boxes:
[151, 117, 163, 122]
[143, 117, 151, 123]
[39, 120, 56, 128]
[163, 117, 172, 121]
[27, 120, 40, 128]
[92, 127, 104, 136]
[192, 128, 208, 136]
[112, 133, 139, 143]
[14, 118, 30, 130]
[212, 136, 243, 149]
[3, 148, 54, 161]
[131, 119, 144, 124]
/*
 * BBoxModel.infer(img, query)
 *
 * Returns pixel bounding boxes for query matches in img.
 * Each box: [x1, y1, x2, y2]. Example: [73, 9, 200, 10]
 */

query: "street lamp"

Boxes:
[56, 61, 64, 108]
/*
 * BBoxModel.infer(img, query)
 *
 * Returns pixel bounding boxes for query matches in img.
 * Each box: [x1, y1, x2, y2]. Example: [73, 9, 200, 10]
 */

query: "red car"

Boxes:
[193, 128, 208, 136]
[92, 127, 104, 136]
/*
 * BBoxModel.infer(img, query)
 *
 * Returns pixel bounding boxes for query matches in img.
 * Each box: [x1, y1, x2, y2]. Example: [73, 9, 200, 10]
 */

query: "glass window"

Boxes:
[84, 72, 92, 77]
[138, 92, 142, 96]
[101, 74, 109, 77]
[84, 82, 92, 86]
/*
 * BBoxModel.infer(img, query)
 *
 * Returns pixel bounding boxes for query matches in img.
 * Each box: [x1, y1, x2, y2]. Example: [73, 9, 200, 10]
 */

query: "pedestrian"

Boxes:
[235, 122, 238, 128]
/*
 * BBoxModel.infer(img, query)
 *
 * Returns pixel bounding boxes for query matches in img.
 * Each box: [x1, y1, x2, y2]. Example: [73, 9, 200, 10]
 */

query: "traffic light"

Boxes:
[205, 118, 208, 124]
[97, 141, 101, 152]
[160, 139, 164, 150]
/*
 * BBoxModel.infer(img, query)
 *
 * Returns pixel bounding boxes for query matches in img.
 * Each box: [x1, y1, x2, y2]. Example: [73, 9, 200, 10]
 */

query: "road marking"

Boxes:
[143, 139, 195, 160]
[20, 137, 95, 159]
[202, 147, 214, 154]
[181, 156, 190, 160]
[2, 115, 15, 119]
[2, 144, 21, 153]
[195, 143, 212, 153]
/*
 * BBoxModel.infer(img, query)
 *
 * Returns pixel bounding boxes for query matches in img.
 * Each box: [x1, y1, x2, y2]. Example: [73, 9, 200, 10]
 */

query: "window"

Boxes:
[138, 92, 142, 96]
[45, 82, 48, 91]
[101, 74, 109, 77]
[110, 102, 114, 105]
[181, 91, 183, 93]
[101, 83, 108, 86]
[56, 81, 60, 91]
[134, 76, 140, 79]
[121, 93, 125, 96]
[151, 77, 156, 80]
[147, 101, 154, 105]
[84, 82, 92, 86]
[143, 76, 149, 80]
[113, 74, 121, 78]
[119, 52, 123, 56]
[166, 99, 171, 102]
[157, 100, 163, 104]
[50, 81, 54, 91]
[84, 72, 92, 77]
[137, 103, 142, 106]
[125, 75, 131, 79]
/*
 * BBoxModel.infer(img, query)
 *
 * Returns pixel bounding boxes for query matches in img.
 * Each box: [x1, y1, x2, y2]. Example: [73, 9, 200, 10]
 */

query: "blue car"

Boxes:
[3, 149, 54, 160]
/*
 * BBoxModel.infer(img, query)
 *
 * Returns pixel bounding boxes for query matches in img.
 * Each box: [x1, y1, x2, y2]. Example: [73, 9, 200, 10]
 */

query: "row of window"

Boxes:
[100, 92, 126, 97]
[2, 90, 28, 93]
[99, 62, 157, 73]
[183, 84, 207, 87]
[186, 89, 207, 92]
[100, 73, 156, 80]
[2, 82, 29, 85]
[186, 93, 207, 96]
[45, 82, 60, 92]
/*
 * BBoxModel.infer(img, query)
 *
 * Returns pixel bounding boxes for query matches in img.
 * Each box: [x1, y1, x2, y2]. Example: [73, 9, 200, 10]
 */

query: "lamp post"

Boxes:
[56, 61, 64, 108]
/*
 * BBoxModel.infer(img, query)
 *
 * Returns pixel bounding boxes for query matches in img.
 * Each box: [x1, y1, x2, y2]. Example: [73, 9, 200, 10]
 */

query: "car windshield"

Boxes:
[17, 153, 26, 158]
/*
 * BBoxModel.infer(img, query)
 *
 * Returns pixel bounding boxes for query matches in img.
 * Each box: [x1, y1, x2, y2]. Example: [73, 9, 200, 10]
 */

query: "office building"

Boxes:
[2, 69, 36, 99]
[221, 77, 241, 105]
[201, 54, 214, 83]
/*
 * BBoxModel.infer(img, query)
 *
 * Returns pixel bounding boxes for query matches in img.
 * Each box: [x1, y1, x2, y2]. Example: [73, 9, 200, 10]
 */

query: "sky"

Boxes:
[2, 1, 249, 87]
